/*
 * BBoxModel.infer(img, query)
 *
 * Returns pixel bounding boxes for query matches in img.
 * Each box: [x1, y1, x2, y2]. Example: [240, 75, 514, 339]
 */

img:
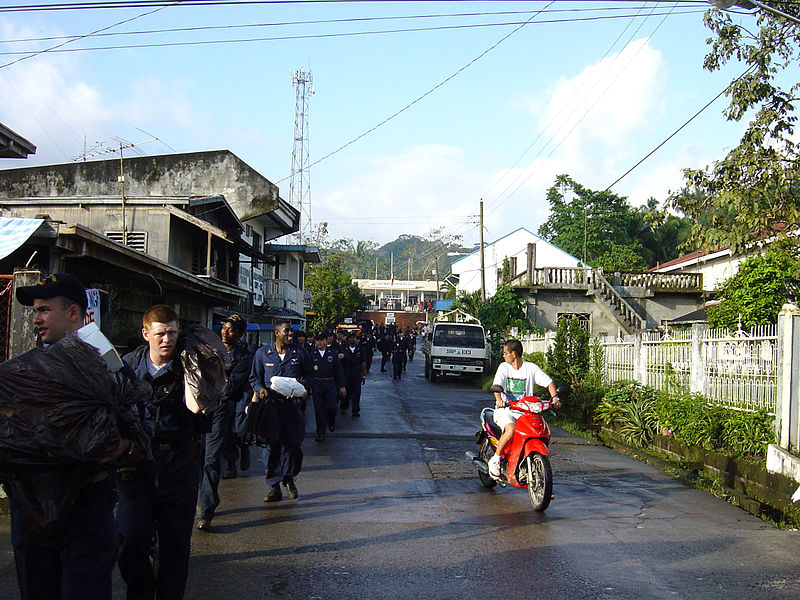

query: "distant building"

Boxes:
[353, 278, 440, 312]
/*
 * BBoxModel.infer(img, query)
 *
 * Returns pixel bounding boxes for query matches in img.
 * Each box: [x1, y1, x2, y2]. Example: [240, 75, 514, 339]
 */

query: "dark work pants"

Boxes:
[198, 403, 232, 521]
[381, 352, 390, 371]
[311, 380, 338, 436]
[10, 478, 118, 600]
[392, 353, 403, 379]
[365, 351, 373, 372]
[117, 441, 200, 600]
[344, 371, 362, 415]
[260, 400, 305, 486]
[225, 394, 250, 471]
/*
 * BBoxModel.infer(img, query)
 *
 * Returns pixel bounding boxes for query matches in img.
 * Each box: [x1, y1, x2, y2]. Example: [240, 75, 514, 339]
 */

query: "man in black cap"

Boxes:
[11, 273, 131, 600]
[197, 314, 253, 531]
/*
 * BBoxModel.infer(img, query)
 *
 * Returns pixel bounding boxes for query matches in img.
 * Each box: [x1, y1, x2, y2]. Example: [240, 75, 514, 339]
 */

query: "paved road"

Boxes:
[2, 355, 800, 599]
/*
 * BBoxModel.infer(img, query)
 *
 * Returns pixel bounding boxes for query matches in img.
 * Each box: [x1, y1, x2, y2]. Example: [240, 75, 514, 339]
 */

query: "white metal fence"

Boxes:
[518, 323, 778, 413]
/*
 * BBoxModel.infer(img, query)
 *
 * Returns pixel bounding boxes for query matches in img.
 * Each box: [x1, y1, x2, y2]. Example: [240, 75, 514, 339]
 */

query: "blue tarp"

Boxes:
[435, 300, 454, 311]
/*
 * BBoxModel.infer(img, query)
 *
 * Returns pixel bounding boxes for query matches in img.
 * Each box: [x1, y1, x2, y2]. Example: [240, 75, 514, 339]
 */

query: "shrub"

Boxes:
[595, 381, 658, 447]
[546, 317, 589, 386]
[655, 390, 775, 458]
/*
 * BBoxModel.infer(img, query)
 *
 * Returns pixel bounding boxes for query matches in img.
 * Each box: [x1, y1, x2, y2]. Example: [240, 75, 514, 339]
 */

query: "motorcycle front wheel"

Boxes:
[478, 439, 497, 488]
[526, 453, 552, 511]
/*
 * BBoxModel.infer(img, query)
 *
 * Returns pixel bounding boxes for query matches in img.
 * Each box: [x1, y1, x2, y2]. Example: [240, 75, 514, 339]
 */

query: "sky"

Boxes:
[0, 1, 778, 250]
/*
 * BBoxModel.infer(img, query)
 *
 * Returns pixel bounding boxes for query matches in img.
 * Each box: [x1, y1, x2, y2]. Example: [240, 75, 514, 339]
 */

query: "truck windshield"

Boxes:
[432, 325, 485, 348]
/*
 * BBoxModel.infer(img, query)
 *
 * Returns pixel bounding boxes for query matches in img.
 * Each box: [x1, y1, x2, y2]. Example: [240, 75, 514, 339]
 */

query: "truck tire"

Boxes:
[430, 366, 438, 383]
[424, 357, 430, 379]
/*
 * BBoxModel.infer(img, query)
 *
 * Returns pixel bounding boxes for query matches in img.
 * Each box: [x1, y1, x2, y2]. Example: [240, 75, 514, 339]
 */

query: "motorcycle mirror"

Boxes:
[556, 384, 570, 397]
[489, 384, 504, 394]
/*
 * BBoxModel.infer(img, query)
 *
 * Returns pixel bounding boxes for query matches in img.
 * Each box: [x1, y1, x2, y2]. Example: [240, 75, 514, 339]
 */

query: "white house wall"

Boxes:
[451, 228, 582, 297]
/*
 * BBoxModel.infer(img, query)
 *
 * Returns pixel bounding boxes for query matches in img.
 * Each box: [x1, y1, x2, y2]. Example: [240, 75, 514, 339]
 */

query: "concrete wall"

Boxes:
[0, 204, 174, 262]
[0, 150, 281, 223]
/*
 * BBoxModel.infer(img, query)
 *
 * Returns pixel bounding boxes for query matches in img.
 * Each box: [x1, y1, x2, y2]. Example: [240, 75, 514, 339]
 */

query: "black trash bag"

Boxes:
[0, 333, 151, 534]
[242, 400, 276, 448]
[178, 324, 229, 414]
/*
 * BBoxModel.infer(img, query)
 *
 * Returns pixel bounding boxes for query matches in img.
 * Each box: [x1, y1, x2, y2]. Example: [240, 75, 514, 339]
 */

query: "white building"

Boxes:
[353, 279, 440, 311]
[450, 227, 582, 297]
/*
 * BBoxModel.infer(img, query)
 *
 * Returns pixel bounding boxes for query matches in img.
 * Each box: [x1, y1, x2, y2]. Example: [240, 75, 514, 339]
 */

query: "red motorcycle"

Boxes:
[467, 384, 567, 511]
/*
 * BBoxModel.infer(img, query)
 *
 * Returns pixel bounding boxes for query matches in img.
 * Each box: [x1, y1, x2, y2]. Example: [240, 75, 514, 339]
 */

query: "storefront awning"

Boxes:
[0, 217, 44, 259]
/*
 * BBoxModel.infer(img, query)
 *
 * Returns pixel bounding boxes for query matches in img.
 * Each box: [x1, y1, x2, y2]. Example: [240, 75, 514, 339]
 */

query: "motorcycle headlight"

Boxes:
[527, 401, 542, 413]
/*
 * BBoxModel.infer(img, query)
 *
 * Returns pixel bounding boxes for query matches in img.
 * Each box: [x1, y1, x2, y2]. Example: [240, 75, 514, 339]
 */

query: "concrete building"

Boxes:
[0, 150, 313, 348]
[449, 227, 583, 297]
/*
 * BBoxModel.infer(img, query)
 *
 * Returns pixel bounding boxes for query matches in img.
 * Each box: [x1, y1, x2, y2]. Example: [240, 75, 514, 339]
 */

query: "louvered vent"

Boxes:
[105, 231, 148, 252]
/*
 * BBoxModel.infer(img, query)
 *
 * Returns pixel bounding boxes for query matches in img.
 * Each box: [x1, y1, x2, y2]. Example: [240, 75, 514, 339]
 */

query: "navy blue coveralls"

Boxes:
[304, 346, 344, 437]
[117, 346, 204, 600]
[360, 334, 376, 373]
[198, 340, 253, 522]
[224, 342, 254, 472]
[249, 342, 307, 487]
[340, 343, 365, 415]
[392, 337, 407, 379]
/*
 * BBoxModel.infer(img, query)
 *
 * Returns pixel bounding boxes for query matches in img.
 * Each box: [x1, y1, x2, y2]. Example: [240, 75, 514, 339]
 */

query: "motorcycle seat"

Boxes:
[484, 409, 503, 438]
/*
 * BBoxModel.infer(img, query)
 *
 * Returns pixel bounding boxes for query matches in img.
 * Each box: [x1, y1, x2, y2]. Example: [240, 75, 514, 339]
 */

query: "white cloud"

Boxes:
[314, 145, 485, 245]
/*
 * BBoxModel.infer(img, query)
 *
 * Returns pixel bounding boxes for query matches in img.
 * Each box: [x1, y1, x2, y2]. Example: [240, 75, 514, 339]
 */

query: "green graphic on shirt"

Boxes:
[507, 377, 526, 399]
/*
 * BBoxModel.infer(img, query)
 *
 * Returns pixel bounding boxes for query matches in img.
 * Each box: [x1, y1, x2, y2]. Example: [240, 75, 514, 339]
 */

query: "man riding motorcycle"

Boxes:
[488, 339, 560, 480]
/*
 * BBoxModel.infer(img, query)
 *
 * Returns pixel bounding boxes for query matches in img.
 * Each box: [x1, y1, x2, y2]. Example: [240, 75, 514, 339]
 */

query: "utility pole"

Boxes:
[289, 69, 314, 242]
[435, 256, 441, 301]
[119, 142, 126, 245]
[480, 199, 486, 301]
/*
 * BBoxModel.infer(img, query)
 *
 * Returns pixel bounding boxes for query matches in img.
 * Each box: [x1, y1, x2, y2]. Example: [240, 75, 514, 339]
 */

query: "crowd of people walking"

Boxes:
[3, 271, 424, 600]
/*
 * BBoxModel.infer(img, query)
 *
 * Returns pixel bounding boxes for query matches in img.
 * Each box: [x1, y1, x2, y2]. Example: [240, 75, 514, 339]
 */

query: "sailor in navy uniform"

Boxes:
[249, 320, 307, 502]
[305, 333, 346, 441]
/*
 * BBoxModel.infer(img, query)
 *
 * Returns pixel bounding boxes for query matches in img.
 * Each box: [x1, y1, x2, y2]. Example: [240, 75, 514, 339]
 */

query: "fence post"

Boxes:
[635, 332, 646, 385]
[690, 323, 708, 395]
[775, 303, 800, 451]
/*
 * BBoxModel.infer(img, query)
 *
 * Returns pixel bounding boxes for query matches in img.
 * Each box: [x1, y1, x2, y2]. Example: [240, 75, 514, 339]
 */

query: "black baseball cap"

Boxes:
[16, 273, 87, 312]
[222, 313, 247, 333]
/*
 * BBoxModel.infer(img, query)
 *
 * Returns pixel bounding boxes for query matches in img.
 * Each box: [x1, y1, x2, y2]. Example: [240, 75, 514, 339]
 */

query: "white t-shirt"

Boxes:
[492, 361, 553, 401]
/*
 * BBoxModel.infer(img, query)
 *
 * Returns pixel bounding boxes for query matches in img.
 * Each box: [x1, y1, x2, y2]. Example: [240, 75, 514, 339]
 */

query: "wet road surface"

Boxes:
[2, 355, 800, 599]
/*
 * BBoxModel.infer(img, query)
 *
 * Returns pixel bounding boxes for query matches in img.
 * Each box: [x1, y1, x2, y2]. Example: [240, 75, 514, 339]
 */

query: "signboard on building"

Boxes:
[253, 271, 264, 306]
[85, 288, 101, 328]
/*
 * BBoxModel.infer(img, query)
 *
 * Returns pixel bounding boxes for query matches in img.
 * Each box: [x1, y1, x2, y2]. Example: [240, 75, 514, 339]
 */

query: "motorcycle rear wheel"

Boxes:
[526, 453, 552, 511]
[478, 439, 497, 488]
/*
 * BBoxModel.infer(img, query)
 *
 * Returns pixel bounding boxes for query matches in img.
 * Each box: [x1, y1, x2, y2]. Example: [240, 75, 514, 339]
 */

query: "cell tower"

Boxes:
[289, 69, 314, 242]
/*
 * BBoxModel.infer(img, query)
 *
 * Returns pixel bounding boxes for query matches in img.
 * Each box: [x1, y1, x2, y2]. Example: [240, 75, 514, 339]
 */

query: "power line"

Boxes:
[0, 9, 708, 57]
[487, 1, 682, 212]
[0, 0, 181, 69]
[0, 6, 706, 43]
[603, 65, 757, 191]
[0, 1, 712, 14]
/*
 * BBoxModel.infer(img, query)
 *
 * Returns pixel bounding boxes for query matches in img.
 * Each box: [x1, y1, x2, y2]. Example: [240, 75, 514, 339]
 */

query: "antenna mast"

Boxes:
[289, 69, 314, 243]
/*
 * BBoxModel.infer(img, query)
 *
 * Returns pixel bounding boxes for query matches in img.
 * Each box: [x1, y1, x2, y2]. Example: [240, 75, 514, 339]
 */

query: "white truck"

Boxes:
[421, 320, 490, 383]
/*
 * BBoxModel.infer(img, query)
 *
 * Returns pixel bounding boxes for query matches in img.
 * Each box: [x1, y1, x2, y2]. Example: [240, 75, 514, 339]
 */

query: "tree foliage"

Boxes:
[670, 5, 800, 253]
[538, 175, 692, 270]
[545, 316, 590, 387]
[477, 285, 532, 337]
[707, 244, 800, 328]
[304, 254, 369, 333]
[308, 222, 470, 281]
